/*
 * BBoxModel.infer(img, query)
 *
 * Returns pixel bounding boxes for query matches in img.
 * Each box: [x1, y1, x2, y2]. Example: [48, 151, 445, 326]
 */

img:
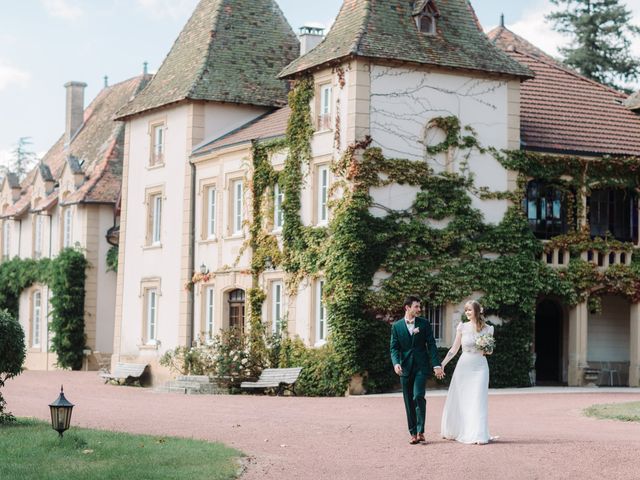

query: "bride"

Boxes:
[440, 300, 494, 444]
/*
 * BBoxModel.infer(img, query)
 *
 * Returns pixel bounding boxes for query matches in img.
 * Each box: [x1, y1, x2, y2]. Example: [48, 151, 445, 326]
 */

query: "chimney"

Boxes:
[64, 81, 87, 147]
[299, 26, 324, 55]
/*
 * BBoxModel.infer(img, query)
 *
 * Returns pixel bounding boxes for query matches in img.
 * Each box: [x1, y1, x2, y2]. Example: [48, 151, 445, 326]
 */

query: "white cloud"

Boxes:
[496, 1, 568, 58]
[0, 149, 12, 171]
[135, 0, 198, 19]
[0, 60, 30, 91]
[501, 0, 640, 59]
[41, 0, 84, 20]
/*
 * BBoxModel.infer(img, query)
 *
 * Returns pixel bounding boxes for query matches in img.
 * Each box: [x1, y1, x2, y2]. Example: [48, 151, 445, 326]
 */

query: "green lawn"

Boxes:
[584, 401, 640, 422]
[0, 419, 243, 480]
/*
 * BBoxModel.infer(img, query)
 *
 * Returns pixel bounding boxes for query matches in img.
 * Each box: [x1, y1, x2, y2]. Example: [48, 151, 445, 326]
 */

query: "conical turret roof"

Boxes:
[280, 0, 532, 79]
[117, 0, 299, 119]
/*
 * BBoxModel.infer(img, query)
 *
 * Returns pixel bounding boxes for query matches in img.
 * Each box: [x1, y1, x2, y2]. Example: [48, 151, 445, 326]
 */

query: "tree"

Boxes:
[0, 309, 26, 423]
[10, 136, 38, 180]
[547, 0, 640, 92]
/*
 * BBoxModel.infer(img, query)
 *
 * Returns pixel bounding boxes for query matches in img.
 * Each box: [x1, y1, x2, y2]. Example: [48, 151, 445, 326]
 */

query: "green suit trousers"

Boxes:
[400, 368, 427, 435]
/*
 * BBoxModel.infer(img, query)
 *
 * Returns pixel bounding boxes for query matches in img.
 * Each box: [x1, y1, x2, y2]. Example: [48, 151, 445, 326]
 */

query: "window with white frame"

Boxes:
[317, 165, 329, 224]
[272, 281, 283, 333]
[151, 123, 165, 166]
[425, 304, 444, 343]
[63, 207, 73, 248]
[316, 279, 328, 343]
[151, 194, 162, 245]
[273, 183, 283, 230]
[232, 179, 243, 235]
[2, 220, 10, 260]
[32, 290, 42, 347]
[34, 215, 43, 259]
[206, 186, 216, 239]
[205, 285, 215, 339]
[318, 84, 332, 130]
[145, 288, 158, 344]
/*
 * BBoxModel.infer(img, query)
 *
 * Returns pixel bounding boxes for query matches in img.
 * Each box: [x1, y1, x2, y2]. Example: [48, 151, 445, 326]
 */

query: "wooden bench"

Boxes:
[100, 363, 148, 386]
[240, 367, 303, 395]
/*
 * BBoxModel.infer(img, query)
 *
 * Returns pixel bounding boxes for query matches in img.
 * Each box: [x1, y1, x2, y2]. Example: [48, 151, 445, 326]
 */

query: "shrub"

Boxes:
[277, 338, 351, 396]
[49, 248, 87, 370]
[211, 328, 254, 391]
[0, 310, 26, 423]
[159, 343, 216, 376]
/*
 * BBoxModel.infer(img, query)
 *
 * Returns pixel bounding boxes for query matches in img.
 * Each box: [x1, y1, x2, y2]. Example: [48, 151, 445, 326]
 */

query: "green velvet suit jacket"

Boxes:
[390, 316, 441, 377]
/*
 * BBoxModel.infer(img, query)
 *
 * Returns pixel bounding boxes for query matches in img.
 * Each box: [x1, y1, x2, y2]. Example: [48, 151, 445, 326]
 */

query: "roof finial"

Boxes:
[143, 61, 148, 75]
[103, 75, 108, 88]
[500, 13, 505, 28]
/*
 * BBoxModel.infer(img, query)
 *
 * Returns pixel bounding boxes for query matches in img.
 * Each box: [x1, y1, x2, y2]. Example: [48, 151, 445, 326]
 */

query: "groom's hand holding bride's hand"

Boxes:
[434, 367, 445, 379]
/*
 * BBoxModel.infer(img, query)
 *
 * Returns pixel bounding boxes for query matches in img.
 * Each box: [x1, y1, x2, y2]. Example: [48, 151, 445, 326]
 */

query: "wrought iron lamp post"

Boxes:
[49, 385, 74, 437]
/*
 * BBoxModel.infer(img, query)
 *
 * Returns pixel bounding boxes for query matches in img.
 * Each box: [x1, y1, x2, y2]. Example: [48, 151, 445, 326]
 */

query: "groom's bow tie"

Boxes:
[406, 320, 415, 325]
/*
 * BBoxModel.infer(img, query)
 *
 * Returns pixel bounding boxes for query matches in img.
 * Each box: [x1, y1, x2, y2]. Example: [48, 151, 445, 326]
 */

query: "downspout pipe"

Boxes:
[188, 160, 196, 347]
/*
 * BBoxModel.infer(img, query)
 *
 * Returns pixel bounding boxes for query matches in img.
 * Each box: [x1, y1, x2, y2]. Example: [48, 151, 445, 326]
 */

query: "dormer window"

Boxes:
[413, 0, 440, 35]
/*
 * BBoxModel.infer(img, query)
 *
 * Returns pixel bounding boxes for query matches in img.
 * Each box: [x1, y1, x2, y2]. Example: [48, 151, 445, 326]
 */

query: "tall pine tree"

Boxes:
[547, 0, 640, 92]
[10, 137, 37, 180]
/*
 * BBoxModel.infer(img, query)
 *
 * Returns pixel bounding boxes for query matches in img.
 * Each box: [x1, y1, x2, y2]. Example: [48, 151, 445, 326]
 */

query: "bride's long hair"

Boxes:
[465, 300, 485, 332]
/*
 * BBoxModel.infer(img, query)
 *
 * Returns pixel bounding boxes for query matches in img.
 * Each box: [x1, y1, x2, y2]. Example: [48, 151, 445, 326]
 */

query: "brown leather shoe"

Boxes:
[417, 433, 426, 443]
[409, 435, 419, 445]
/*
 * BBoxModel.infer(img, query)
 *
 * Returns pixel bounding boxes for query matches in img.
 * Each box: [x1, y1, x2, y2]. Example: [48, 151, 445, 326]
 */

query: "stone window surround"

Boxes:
[312, 158, 331, 226]
[29, 287, 43, 351]
[200, 283, 216, 340]
[198, 177, 218, 242]
[226, 172, 245, 238]
[147, 116, 167, 168]
[32, 213, 44, 259]
[60, 202, 74, 249]
[269, 279, 284, 333]
[314, 71, 334, 132]
[143, 184, 165, 248]
[138, 277, 162, 348]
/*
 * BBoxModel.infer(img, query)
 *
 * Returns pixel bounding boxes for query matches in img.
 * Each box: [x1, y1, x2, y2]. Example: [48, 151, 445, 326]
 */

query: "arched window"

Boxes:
[413, 0, 439, 35]
[524, 181, 569, 239]
[228, 289, 245, 332]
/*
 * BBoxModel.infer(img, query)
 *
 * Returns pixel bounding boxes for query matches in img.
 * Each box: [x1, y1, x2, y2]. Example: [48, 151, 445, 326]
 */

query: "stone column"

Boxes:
[568, 301, 588, 386]
[629, 302, 640, 387]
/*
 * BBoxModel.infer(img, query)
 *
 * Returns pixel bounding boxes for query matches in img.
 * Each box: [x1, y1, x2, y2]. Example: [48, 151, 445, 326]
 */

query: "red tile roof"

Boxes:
[193, 106, 290, 156]
[1, 75, 149, 218]
[488, 26, 640, 156]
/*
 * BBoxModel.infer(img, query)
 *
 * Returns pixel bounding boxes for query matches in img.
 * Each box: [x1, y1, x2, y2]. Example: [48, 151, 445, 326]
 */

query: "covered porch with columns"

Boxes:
[568, 296, 640, 386]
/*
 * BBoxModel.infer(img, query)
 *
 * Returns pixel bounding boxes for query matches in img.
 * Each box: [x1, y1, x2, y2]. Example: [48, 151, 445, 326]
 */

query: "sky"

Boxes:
[1, 0, 640, 168]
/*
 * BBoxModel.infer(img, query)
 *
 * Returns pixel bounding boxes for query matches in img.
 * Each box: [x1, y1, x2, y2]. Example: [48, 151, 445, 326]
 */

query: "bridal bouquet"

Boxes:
[475, 333, 495, 354]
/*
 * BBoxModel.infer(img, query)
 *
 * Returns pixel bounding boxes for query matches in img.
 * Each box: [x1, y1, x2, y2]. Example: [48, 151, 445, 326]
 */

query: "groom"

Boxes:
[390, 295, 444, 444]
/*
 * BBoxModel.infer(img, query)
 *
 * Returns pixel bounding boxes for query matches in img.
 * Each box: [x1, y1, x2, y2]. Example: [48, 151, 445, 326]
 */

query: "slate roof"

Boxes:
[3, 173, 20, 189]
[116, 0, 299, 119]
[193, 106, 290, 155]
[1, 75, 149, 218]
[280, 0, 532, 79]
[488, 26, 640, 156]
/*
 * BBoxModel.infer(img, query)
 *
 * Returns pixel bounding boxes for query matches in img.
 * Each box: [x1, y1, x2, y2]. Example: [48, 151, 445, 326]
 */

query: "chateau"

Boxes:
[5, 0, 640, 389]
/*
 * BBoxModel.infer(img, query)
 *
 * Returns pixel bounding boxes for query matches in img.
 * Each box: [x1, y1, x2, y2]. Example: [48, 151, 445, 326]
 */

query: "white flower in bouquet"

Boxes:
[475, 333, 495, 354]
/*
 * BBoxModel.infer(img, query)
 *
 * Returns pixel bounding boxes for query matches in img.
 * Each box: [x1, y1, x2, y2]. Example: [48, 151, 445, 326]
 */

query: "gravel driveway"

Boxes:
[4, 371, 640, 480]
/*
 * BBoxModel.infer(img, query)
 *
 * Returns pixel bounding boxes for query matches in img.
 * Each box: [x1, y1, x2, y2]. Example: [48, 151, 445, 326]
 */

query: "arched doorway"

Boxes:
[228, 289, 245, 332]
[535, 299, 563, 384]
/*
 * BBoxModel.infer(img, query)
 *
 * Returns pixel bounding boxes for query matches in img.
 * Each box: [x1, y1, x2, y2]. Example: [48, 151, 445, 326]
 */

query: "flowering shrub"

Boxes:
[212, 328, 254, 390]
[159, 342, 216, 376]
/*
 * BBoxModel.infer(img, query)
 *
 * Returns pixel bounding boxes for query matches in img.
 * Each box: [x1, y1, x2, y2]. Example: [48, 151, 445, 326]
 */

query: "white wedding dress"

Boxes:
[440, 322, 493, 444]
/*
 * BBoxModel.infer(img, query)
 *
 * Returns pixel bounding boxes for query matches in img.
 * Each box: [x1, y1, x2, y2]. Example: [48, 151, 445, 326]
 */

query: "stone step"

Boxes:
[175, 375, 212, 383]
[155, 379, 228, 395]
